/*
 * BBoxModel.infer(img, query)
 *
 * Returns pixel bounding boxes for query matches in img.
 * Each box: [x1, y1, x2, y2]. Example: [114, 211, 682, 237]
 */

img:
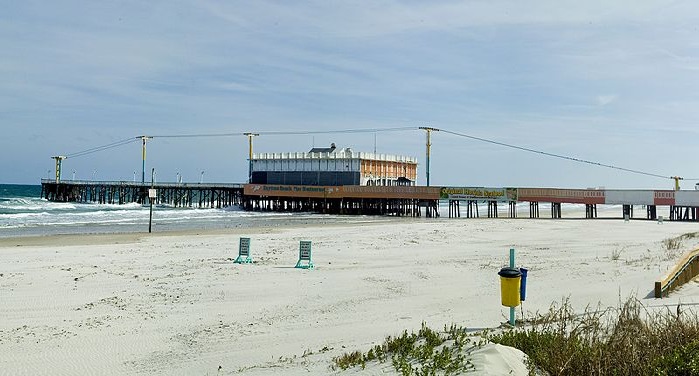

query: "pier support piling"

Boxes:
[465, 200, 479, 218]
[647, 205, 657, 220]
[551, 202, 562, 219]
[585, 204, 597, 219]
[509, 201, 517, 218]
[487, 201, 498, 218]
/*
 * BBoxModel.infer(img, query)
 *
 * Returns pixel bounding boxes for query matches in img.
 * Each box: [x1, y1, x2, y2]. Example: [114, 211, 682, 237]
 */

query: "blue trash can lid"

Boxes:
[498, 267, 521, 278]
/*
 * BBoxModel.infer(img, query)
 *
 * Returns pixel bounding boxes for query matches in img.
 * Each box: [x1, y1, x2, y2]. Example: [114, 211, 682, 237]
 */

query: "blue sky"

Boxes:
[1, 1, 698, 188]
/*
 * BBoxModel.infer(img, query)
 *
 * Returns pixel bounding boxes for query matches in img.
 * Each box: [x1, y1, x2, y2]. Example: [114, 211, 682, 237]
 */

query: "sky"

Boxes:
[1, 1, 698, 189]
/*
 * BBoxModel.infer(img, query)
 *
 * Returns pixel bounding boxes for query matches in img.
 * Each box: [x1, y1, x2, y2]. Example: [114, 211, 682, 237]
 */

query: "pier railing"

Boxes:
[655, 247, 699, 298]
[40, 179, 244, 189]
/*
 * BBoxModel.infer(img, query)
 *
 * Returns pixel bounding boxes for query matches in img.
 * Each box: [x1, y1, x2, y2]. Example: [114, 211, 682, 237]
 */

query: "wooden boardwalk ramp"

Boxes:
[655, 247, 699, 298]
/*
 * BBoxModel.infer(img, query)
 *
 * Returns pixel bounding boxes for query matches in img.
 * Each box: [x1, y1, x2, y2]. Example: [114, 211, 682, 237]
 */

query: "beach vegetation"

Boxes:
[333, 322, 475, 375]
[489, 297, 699, 375]
[662, 231, 699, 261]
[332, 297, 699, 375]
[662, 231, 699, 251]
[610, 247, 623, 261]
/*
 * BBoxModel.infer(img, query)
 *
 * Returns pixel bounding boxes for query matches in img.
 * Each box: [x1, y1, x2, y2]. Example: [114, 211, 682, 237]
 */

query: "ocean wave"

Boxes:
[0, 198, 78, 212]
[0, 211, 52, 219]
[0, 185, 320, 236]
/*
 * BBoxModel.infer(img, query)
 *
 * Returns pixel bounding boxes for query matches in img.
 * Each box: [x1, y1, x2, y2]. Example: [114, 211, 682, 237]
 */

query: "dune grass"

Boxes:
[332, 322, 477, 375]
[489, 297, 699, 375]
[662, 231, 699, 260]
[334, 297, 699, 375]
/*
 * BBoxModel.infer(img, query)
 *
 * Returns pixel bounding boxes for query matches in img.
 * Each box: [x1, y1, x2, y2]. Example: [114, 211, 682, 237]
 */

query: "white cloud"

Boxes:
[201, 0, 693, 38]
[596, 95, 618, 106]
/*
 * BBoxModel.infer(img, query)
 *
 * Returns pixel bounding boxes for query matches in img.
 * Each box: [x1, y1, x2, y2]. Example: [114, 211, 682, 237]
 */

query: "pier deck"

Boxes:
[40, 180, 699, 221]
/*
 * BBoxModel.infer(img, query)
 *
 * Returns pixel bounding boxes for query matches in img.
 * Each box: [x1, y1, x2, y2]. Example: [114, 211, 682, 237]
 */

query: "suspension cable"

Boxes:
[437, 128, 671, 180]
[58, 126, 691, 183]
[150, 126, 417, 138]
[64, 137, 140, 159]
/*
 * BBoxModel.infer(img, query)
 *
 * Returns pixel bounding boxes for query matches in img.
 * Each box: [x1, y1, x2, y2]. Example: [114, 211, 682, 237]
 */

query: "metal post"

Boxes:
[426, 130, 431, 186]
[149, 196, 153, 233]
[671, 176, 683, 191]
[419, 127, 438, 186]
[374, 132, 377, 154]
[509, 247, 516, 326]
[140, 136, 152, 184]
[51, 156, 66, 183]
[244, 132, 259, 183]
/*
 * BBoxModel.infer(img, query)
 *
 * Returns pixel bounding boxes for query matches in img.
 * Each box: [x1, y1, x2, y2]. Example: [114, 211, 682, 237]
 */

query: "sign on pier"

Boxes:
[234, 237, 253, 264]
[295, 240, 314, 269]
[440, 187, 517, 202]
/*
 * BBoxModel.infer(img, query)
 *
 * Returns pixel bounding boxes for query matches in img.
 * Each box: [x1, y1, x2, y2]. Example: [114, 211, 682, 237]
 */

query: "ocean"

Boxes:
[0, 184, 369, 238]
[1, 184, 615, 239]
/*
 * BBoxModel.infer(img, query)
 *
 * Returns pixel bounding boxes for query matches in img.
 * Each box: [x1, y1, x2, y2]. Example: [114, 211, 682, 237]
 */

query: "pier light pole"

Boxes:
[140, 136, 153, 185]
[419, 127, 439, 186]
[244, 132, 259, 183]
[671, 176, 683, 191]
[200, 170, 205, 184]
[51, 156, 66, 183]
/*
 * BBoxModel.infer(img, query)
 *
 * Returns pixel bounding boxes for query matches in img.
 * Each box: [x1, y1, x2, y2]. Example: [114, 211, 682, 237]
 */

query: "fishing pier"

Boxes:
[40, 180, 699, 221]
[40, 180, 244, 209]
[40, 180, 440, 217]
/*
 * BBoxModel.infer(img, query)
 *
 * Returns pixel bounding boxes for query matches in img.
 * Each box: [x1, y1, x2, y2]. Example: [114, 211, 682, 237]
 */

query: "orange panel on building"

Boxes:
[654, 191, 675, 206]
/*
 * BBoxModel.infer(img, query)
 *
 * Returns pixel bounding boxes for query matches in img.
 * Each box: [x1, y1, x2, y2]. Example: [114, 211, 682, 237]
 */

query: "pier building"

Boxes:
[250, 144, 418, 187]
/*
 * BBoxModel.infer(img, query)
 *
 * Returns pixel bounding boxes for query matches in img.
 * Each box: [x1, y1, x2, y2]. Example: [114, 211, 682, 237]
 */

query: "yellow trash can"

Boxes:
[498, 267, 521, 307]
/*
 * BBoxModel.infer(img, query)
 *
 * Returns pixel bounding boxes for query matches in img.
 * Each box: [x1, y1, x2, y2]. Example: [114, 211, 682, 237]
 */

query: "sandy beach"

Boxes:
[2, 215, 699, 375]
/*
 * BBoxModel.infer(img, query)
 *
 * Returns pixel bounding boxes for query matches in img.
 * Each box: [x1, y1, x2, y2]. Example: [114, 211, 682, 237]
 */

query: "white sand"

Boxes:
[2, 215, 699, 375]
